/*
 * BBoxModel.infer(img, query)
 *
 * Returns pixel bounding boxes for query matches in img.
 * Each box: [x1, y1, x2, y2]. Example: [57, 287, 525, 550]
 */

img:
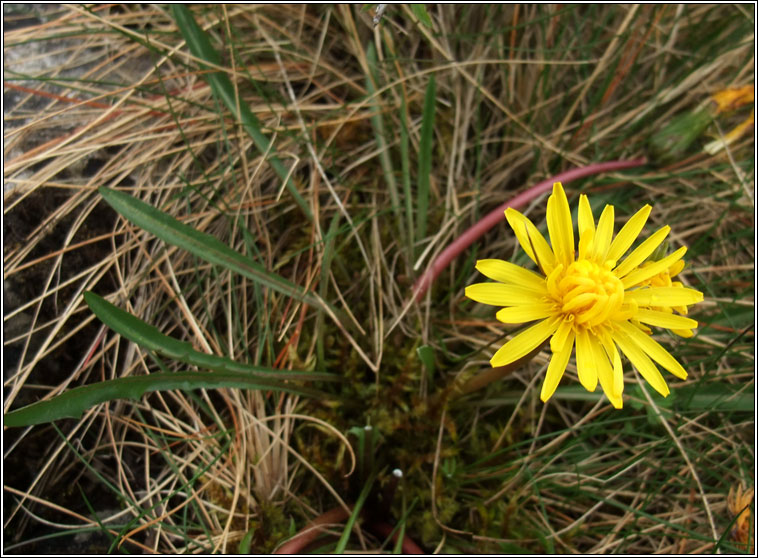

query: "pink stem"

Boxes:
[274, 507, 349, 554]
[412, 158, 647, 300]
[273, 507, 425, 554]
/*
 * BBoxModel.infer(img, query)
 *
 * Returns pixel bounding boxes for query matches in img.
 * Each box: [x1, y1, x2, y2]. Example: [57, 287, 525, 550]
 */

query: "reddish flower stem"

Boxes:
[412, 158, 648, 301]
[273, 506, 424, 554]
[274, 506, 350, 554]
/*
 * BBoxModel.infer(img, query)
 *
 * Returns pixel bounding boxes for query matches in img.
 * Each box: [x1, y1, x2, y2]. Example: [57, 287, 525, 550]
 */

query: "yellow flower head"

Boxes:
[465, 182, 704, 408]
[728, 483, 755, 552]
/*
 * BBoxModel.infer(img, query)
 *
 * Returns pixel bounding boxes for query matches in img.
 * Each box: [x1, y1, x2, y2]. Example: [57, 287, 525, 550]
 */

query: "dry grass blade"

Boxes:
[4, 4, 753, 554]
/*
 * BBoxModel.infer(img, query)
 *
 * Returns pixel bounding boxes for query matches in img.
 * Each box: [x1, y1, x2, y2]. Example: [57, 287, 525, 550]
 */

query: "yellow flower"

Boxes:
[710, 84, 753, 114]
[465, 182, 703, 408]
[705, 85, 754, 155]
[704, 108, 755, 155]
[727, 483, 755, 553]
[635, 258, 694, 338]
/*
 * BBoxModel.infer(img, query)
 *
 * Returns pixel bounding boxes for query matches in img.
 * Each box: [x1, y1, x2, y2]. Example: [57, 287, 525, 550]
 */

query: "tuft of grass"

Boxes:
[3, 4, 753, 554]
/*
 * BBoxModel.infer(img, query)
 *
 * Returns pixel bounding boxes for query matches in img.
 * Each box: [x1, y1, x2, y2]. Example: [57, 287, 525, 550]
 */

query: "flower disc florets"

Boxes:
[549, 259, 624, 328]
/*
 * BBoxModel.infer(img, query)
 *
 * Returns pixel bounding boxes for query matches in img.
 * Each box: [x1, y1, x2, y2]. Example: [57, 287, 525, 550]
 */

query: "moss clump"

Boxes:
[244, 500, 294, 553]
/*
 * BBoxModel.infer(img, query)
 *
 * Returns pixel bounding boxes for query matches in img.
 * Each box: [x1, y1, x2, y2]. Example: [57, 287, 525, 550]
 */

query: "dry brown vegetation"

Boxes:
[3, 4, 754, 554]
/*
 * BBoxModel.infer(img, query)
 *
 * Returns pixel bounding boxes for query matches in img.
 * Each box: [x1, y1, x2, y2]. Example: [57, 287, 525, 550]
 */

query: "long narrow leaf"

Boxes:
[365, 42, 404, 245]
[316, 212, 342, 368]
[411, 4, 433, 27]
[335, 470, 377, 554]
[4, 370, 333, 427]
[399, 86, 414, 257]
[84, 292, 339, 383]
[170, 4, 312, 221]
[99, 187, 327, 311]
[416, 74, 436, 248]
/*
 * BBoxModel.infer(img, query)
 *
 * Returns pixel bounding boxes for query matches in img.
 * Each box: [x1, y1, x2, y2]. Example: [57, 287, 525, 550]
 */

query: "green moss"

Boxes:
[245, 501, 296, 553]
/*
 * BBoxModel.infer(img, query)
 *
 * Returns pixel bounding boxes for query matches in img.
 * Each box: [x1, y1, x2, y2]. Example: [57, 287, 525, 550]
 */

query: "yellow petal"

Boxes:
[465, 283, 545, 306]
[672, 328, 694, 338]
[599, 330, 624, 396]
[633, 319, 653, 335]
[496, 303, 556, 324]
[505, 208, 556, 274]
[591, 333, 622, 408]
[578, 227, 595, 261]
[490, 316, 561, 367]
[607, 204, 652, 263]
[612, 329, 670, 397]
[711, 84, 754, 113]
[611, 301, 638, 322]
[541, 329, 575, 403]
[635, 308, 699, 331]
[613, 225, 670, 278]
[505, 208, 537, 262]
[617, 321, 688, 380]
[622, 246, 687, 289]
[624, 286, 704, 307]
[546, 182, 575, 268]
[590, 204, 614, 262]
[575, 327, 598, 392]
[550, 315, 574, 353]
[475, 259, 547, 292]
[669, 259, 685, 277]
[578, 194, 595, 239]
[704, 110, 755, 154]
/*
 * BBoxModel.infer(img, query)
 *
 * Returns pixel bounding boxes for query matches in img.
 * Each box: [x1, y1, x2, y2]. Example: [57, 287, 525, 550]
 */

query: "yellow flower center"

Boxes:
[549, 259, 624, 328]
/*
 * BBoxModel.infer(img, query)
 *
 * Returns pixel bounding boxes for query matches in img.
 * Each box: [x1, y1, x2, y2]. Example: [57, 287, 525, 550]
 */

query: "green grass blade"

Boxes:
[416, 74, 436, 251]
[170, 4, 312, 221]
[98, 187, 326, 311]
[411, 4, 433, 27]
[673, 383, 754, 413]
[58, 421, 222, 554]
[399, 90, 414, 256]
[416, 344, 436, 381]
[170, 4, 221, 66]
[83, 292, 339, 384]
[365, 42, 404, 244]
[335, 470, 377, 553]
[316, 211, 342, 368]
[4, 369, 333, 427]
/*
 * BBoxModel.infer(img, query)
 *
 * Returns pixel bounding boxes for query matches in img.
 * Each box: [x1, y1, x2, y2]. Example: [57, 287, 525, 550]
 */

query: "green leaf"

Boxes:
[411, 4, 433, 27]
[238, 528, 255, 554]
[647, 107, 713, 164]
[365, 42, 403, 244]
[416, 344, 435, 381]
[316, 212, 343, 368]
[83, 292, 339, 384]
[347, 424, 382, 481]
[417, 74, 436, 248]
[98, 187, 328, 312]
[4, 370, 333, 427]
[673, 383, 754, 413]
[3, 292, 342, 428]
[335, 470, 377, 554]
[398, 89, 414, 256]
[170, 5, 312, 221]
